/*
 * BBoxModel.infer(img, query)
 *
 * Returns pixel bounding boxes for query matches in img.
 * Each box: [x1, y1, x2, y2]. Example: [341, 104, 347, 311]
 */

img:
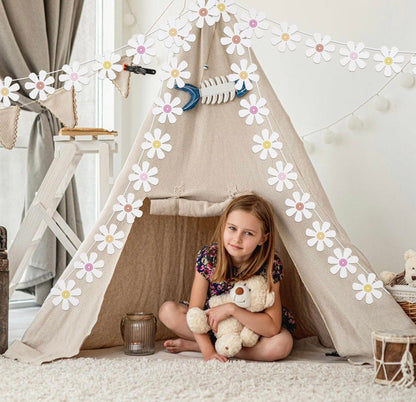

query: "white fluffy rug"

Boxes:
[1, 349, 416, 401]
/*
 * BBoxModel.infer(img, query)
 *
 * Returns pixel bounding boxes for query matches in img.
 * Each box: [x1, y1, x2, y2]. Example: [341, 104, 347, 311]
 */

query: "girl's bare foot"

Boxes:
[163, 338, 200, 353]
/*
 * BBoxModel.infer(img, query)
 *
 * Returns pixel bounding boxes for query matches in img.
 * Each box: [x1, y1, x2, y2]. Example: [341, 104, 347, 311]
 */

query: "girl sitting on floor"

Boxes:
[159, 193, 295, 362]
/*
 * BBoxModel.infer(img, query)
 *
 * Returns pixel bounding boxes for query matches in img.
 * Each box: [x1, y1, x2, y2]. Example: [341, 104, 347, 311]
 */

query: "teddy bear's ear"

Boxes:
[404, 249, 416, 260]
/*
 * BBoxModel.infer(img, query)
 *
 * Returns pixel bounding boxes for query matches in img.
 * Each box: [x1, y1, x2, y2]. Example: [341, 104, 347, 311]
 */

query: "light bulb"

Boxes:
[303, 138, 315, 154]
[124, 13, 136, 26]
[400, 72, 415, 88]
[374, 95, 390, 112]
[323, 129, 335, 144]
[348, 115, 362, 130]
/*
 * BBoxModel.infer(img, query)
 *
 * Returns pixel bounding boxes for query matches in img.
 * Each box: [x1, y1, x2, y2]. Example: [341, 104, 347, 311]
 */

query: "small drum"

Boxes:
[372, 331, 416, 387]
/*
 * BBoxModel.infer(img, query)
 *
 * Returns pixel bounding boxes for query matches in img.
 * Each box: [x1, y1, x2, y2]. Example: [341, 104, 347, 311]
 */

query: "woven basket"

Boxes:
[386, 284, 416, 324]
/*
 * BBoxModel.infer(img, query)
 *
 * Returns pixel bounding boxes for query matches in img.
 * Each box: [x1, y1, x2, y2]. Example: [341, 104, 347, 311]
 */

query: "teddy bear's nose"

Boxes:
[235, 287, 244, 295]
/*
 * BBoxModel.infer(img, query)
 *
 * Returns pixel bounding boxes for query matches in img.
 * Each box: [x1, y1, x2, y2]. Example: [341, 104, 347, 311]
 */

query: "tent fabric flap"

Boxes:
[149, 197, 232, 217]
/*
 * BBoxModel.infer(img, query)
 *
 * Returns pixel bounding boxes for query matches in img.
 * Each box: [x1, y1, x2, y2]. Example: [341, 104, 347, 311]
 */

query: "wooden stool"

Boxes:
[57, 127, 118, 210]
[8, 128, 118, 296]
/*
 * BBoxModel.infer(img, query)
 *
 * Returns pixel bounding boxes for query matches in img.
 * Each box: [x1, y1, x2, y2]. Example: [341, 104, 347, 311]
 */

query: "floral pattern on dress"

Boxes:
[194, 243, 296, 334]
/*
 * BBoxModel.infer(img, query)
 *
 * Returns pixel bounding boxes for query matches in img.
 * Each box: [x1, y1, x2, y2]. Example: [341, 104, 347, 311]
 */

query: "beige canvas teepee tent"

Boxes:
[6, 13, 416, 364]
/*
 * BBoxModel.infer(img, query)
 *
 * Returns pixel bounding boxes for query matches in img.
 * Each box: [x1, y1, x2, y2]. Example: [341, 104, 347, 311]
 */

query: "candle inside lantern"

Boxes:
[129, 342, 144, 353]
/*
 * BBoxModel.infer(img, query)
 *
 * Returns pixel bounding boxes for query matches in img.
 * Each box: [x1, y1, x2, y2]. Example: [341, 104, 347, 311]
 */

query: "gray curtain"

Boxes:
[0, 0, 85, 303]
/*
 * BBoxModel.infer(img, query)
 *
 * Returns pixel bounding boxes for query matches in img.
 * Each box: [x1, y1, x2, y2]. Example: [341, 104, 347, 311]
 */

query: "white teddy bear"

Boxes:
[380, 249, 416, 287]
[186, 275, 275, 357]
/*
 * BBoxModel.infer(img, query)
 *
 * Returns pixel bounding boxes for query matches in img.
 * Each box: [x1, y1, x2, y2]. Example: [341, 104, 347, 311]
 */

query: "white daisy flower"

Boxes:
[328, 248, 358, 279]
[94, 52, 123, 80]
[373, 46, 404, 77]
[215, 0, 237, 23]
[220, 23, 252, 55]
[74, 252, 104, 283]
[158, 18, 183, 48]
[160, 58, 191, 89]
[113, 193, 143, 224]
[152, 92, 183, 124]
[188, 0, 219, 28]
[94, 224, 125, 255]
[158, 19, 196, 53]
[339, 42, 369, 72]
[128, 161, 159, 193]
[141, 128, 172, 159]
[239, 94, 269, 125]
[50, 279, 81, 311]
[271, 22, 301, 52]
[228, 59, 259, 91]
[0, 76, 20, 107]
[24, 70, 55, 101]
[285, 192, 315, 222]
[411, 55, 416, 75]
[305, 221, 336, 251]
[126, 34, 156, 65]
[58, 61, 90, 92]
[353, 273, 383, 304]
[252, 129, 282, 160]
[174, 29, 197, 53]
[240, 8, 269, 39]
[267, 161, 298, 192]
[305, 33, 335, 63]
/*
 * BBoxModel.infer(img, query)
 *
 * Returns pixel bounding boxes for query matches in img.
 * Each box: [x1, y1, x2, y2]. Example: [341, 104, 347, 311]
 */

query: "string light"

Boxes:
[399, 72, 415, 89]
[301, 60, 413, 141]
[303, 138, 315, 154]
[374, 95, 390, 112]
[323, 129, 335, 144]
[123, 0, 136, 27]
[347, 114, 363, 130]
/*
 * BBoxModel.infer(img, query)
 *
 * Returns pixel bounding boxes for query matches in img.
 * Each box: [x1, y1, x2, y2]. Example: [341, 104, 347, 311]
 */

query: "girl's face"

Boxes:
[223, 209, 268, 267]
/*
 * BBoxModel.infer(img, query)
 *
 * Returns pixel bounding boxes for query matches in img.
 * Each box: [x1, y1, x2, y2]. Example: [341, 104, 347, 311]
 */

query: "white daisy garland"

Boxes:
[159, 57, 191, 89]
[24, 70, 55, 101]
[0, 77, 20, 107]
[126, 34, 157, 65]
[245, 45, 388, 304]
[94, 52, 123, 81]
[5, 0, 416, 111]
[59, 62, 90, 92]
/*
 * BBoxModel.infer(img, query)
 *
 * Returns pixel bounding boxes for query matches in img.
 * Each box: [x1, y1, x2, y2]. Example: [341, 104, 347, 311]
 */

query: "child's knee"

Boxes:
[270, 332, 293, 360]
[261, 331, 293, 361]
[158, 301, 182, 326]
[158, 301, 173, 323]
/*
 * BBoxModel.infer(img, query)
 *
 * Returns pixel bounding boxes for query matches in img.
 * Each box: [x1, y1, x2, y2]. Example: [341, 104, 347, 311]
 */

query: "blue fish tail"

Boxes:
[175, 83, 200, 111]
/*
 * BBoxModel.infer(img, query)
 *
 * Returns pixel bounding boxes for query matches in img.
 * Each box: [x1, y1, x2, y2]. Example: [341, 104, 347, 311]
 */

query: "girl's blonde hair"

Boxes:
[211, 193, 276, 290]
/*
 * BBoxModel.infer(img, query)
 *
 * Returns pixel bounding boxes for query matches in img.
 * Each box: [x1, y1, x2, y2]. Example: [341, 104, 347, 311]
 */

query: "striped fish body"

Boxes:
[175, 75, 248, 111]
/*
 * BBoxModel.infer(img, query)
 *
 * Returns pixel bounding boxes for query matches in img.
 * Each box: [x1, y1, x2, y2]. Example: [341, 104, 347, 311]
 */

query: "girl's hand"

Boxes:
[203, 351, 229, 362]
[207, 303, 235, 333]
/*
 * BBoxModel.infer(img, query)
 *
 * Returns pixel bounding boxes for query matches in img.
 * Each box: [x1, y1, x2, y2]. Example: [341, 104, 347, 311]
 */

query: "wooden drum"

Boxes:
[372, 331, 416, 387]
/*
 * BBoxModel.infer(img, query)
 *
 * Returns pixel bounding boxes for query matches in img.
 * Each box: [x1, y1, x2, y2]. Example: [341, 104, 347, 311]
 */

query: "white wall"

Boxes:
[113, 0, 416, 274]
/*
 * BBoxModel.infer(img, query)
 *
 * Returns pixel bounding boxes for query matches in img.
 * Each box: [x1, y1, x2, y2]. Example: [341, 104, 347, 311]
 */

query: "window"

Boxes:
[1, 0, 102, 304]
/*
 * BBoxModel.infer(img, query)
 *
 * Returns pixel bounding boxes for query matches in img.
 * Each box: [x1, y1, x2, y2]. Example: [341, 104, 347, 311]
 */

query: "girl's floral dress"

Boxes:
[195, 243, 296, 334]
